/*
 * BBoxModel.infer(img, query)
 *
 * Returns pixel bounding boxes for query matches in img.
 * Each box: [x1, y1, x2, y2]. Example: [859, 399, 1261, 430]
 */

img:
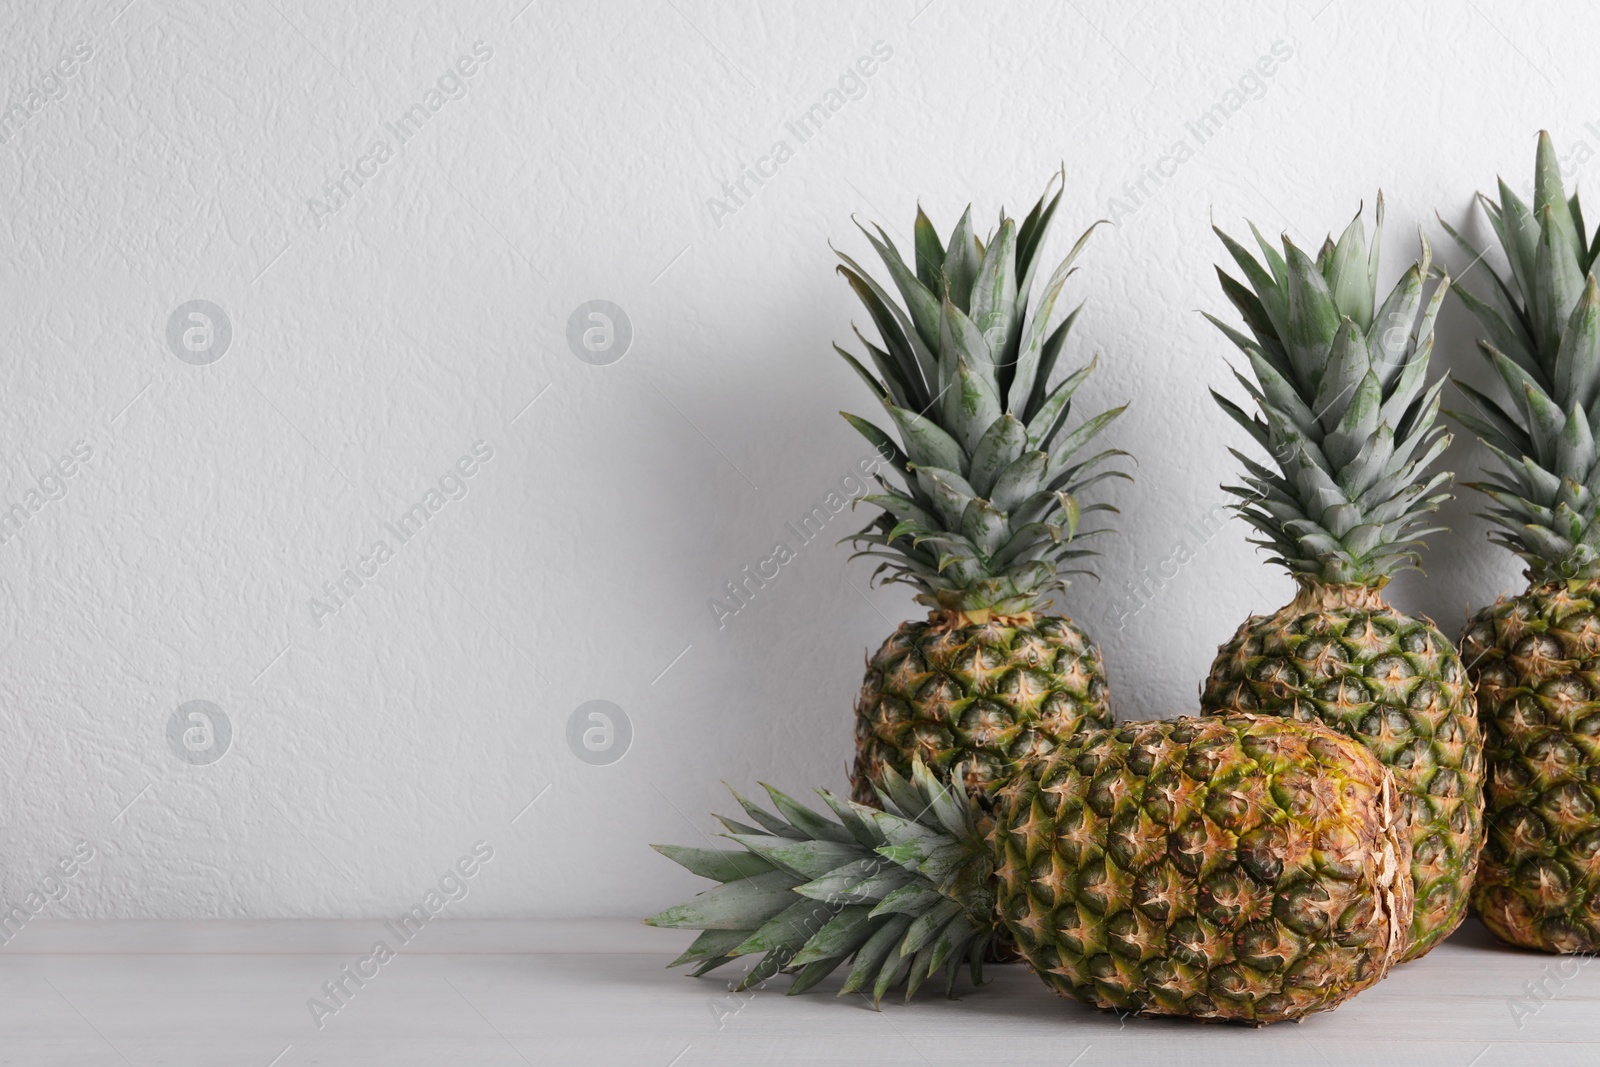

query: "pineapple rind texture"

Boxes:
[648, 715, 1410, 1023]
[1201, 587, 1483, 961]
[990, 714, 1411, 1024]
[1461, 582, 1600, 953]
[850, 613, 1112, 805]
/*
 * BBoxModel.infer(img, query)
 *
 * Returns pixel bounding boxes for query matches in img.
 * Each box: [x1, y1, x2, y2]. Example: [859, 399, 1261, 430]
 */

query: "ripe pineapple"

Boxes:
[1198, 197, 1484, 961]
[1447, 132, 1600, 953]
[647, 714, 1412, 1024]
[835, 174, 1128, 804]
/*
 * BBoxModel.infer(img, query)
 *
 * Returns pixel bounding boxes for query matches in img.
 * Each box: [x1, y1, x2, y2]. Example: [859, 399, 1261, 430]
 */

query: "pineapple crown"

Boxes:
[834, 171, 1130, 616]
[1209, 194, 1454, 586]
[1444, 131, 1600, 583]
[644, 761, 996, 1006]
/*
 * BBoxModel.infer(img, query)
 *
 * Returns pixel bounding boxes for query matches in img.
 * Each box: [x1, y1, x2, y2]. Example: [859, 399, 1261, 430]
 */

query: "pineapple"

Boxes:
[835, 173, 1128, 804]
[647, 714, 1412, 1024]
[1447, 132, 1600, 953]
[1198, 197, 1484, 961]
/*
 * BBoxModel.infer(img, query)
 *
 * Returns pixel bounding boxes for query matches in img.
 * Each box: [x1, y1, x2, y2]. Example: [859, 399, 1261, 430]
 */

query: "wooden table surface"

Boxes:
[0, 918, 1590, 1065]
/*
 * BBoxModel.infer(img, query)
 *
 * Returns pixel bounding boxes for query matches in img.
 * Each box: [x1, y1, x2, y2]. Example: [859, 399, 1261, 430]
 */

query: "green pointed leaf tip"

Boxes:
[1448, 132, 1600, 576]
[643, 759, 996, 998]
[1213, 200, 1452, 583]
[833, 180, 1130, 610]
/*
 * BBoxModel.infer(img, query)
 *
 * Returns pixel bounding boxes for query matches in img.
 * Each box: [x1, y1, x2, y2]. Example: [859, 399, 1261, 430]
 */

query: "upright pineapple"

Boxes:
[1199, 197, 1484, 960]
[836, 174, 1128, 804]
[647, 714, 1412, 1024]
[1448, 132, 1600, 954]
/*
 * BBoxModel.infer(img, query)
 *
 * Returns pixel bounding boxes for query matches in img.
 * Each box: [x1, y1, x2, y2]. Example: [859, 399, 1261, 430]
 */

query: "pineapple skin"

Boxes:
[1461, 581, 1600, 953]
[991, 714, 1412, 1024]
[850, 613, 1111, 806]
[1200, 583, 1484, 961]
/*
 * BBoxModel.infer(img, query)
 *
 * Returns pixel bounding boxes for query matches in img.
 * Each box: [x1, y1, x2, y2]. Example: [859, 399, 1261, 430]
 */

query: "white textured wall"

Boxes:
[0, 0, 1568, 920]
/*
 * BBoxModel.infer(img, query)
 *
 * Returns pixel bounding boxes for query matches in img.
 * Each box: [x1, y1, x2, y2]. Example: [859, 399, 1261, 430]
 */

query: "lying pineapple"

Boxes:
[646, 714, 1412, 1025]
[1447, 132, 1600, 954]
[835, 174, 1128, 804]
[1199, 197, 1484, 961]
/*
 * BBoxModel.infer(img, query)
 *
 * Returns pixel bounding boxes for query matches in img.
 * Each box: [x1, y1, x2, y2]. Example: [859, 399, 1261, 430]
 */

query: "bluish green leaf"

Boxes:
[970, 218, 1018, 359]
[968, 413, 1027, 497]
[1312, 318, 1370, 433]
[1284, 240, 1342, 392]
[652, 845, 779, 884]
[1324, 204, 1374, 328]
[1555, 274, 1600, 413]
[884, 402, 966, 474]
[645, 868, 801, 930]
[943, 205, 980, 313]
[989, 451, 1048, 513]
[914, 206, 945, 292]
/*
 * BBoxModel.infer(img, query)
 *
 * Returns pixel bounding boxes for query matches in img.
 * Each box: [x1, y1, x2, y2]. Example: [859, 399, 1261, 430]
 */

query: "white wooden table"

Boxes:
[0, 918, 1590, 1065]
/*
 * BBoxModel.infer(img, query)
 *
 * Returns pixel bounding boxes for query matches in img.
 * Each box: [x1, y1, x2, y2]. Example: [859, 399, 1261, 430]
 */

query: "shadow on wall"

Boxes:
[627, 260, 885, 782]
